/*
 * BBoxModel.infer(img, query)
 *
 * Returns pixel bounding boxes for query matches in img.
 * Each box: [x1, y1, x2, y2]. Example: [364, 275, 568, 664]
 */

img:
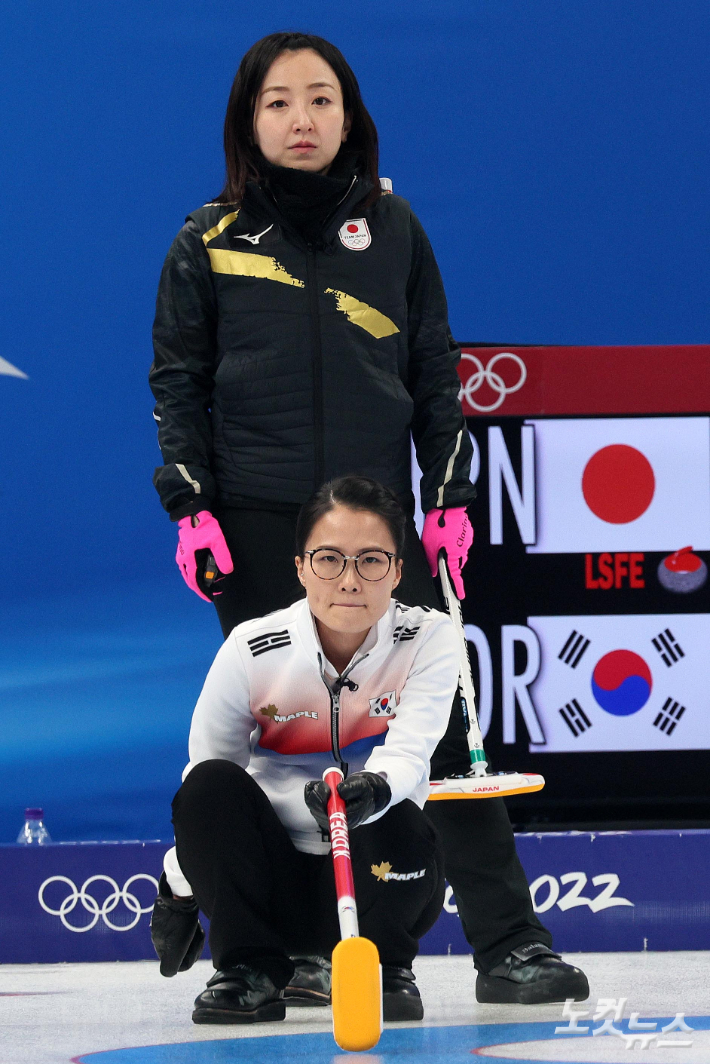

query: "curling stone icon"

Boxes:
[657, 546, 707, 593]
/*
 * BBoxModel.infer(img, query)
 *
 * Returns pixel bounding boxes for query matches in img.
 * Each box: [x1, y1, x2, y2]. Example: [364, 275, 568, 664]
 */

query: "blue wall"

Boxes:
[1, 1, 708, 840]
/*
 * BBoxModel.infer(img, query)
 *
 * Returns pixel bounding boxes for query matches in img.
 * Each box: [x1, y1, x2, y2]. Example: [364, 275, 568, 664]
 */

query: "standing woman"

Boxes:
[150, 31, 588, 1006]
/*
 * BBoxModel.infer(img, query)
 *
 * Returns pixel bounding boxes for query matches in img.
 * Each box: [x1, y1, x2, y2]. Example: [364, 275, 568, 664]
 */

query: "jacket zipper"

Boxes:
[330, 679, 346, 776]
[319, 653, 367, 778]
[306, 248, 325, 489]
[306, 177, 360, 487]
[254, 177, 362, 491]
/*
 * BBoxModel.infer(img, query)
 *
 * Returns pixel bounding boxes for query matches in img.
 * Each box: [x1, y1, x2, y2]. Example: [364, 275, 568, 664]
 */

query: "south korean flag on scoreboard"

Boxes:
[527, 613, 710, 752]
[526, 417, 710, 553]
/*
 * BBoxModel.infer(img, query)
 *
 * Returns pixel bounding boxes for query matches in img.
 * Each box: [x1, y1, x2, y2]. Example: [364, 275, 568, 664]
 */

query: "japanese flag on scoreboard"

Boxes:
[527, 613, 710, 752]
[526, 417, 710, 553]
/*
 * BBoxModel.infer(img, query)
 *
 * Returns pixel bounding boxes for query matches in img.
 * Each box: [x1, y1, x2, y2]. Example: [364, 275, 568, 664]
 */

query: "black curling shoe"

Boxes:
[284, 955, 332, 1007]
[383, 966, 424, 1021]
[476, 943, 590, 1004]
[192, 966, 286, 1024]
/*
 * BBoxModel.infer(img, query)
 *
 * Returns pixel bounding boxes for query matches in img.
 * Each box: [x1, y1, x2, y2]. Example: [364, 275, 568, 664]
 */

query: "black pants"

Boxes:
[172, 759, 445, 987]
[211, 507, 551, 972]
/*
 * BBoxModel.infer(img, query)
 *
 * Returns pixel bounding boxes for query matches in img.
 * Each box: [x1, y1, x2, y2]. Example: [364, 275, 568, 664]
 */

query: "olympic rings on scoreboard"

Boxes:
[38, 874, 159, 932]
[459, 352, 527, 412]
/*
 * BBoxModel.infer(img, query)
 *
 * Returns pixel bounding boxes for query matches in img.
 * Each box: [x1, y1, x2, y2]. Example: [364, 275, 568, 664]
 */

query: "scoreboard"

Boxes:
[449, 345, 710, 821]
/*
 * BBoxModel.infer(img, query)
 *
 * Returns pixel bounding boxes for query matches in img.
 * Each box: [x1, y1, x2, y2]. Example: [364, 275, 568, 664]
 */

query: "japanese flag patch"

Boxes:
[339, 218, 371, 250]
[369, 691, 396, 717]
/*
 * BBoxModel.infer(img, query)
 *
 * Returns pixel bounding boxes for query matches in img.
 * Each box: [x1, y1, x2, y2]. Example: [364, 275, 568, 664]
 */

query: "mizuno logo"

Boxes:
[248, 630, 292, 657]
[232, 225, 274, 246]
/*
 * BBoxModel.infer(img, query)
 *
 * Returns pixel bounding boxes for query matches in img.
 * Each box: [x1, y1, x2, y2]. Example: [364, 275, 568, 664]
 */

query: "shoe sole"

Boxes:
[192, 1001, 286, 1024]
[383, 993, 424, 1021]
[283, 989, 331, 1007]
[476, 973, 590, 1005]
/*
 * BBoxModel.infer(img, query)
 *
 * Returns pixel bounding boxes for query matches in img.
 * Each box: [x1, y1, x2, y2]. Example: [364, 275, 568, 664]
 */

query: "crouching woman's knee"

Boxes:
[172, 759, 263, 823]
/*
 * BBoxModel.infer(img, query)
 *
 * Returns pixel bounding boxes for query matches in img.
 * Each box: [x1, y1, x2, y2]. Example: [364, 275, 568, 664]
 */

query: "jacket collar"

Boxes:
[240, 171, 373, 250]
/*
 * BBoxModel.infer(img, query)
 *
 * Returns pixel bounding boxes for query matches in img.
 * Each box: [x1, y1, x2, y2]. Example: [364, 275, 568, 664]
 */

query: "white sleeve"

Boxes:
[184, 632, 255, 776]
[163, 845, 193, 897]
[164, 634, 255, 897]
[364, 616, 459, 808]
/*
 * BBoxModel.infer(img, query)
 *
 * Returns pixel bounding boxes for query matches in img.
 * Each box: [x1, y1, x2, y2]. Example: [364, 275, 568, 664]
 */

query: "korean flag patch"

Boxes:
[339, 218, 371, 251]
[369, 691, 397, 717]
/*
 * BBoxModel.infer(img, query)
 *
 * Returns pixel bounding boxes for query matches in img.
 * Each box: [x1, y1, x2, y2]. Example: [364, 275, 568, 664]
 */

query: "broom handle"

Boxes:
[437, 551, 489, 776]
[324, 767, 359, 939]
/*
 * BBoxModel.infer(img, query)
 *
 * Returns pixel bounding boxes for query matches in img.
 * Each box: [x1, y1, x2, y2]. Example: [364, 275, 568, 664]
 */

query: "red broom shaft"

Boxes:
[324, 767, 358, 937]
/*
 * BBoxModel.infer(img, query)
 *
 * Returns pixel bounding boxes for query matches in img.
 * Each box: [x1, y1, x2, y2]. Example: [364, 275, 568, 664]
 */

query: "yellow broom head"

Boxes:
[331, 936, 382, 1052]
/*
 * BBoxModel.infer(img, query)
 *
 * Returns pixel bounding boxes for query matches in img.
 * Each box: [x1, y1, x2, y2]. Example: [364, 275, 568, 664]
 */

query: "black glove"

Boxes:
[150, 872, 205, 977]
[304, 771, 391, 832]
[304, 779, 331, 832]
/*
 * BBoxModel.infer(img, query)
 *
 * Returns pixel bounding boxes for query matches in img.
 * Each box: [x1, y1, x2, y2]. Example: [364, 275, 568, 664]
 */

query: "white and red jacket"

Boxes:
[164, 597, 458, 895]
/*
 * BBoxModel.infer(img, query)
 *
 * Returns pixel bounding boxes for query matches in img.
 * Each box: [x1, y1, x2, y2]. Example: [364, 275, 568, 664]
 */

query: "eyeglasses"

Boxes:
[304, 548, 396, 582]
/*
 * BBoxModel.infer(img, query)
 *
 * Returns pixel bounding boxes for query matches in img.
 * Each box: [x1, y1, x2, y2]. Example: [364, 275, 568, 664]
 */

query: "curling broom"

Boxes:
[324, 767, 382, 1051]
[427, 552, 545, 801]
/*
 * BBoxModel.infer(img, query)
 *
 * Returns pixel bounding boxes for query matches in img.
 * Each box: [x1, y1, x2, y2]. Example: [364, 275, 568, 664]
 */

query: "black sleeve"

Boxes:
[149, 220, 219, 520]
[406, 211, 475, 514]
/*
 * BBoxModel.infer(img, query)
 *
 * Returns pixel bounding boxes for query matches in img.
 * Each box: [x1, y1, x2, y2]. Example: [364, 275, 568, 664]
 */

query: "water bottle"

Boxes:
[17, 807, 52, 844]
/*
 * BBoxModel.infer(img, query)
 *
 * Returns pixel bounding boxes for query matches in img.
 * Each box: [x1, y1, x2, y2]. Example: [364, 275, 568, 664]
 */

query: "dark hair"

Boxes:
[296, 476, 406, 558]
[213, 31, 381, 206]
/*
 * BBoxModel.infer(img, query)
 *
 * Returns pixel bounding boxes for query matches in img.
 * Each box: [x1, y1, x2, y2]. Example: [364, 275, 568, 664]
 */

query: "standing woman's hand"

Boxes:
[176, 511, 234, 601]
[422, 507, 473, 599]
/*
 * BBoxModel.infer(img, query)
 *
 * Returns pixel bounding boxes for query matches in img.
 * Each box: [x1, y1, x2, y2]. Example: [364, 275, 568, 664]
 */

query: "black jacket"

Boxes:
[150, 175, 474, 519]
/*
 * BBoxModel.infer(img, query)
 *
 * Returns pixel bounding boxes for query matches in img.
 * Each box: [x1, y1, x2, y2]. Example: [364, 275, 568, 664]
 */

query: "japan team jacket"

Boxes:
[164, 597, 458, 894]
[150, 175, 475, 520]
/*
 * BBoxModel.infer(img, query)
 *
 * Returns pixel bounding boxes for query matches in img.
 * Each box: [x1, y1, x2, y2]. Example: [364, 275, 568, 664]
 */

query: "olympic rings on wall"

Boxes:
[38, 874, 158, 932]
[459, 352, 527, 412]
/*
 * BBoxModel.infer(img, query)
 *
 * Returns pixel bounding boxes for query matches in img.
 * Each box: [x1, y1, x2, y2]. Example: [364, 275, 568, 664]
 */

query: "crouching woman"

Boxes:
[151, 475, 458, 1025]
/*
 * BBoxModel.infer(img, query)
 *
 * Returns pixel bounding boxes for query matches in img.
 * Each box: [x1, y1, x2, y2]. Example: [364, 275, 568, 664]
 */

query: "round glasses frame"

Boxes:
[304, 548, 396, 582]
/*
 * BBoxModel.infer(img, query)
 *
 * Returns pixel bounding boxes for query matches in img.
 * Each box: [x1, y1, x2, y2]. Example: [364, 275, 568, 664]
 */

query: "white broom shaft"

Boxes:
[337, 897, 359, 939]
[438, 553, 488, 774]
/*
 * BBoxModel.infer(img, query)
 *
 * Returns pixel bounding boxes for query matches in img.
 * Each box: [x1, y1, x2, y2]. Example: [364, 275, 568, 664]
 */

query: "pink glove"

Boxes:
[422, 507, 473, 599]
[176, 511, 234, 603]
